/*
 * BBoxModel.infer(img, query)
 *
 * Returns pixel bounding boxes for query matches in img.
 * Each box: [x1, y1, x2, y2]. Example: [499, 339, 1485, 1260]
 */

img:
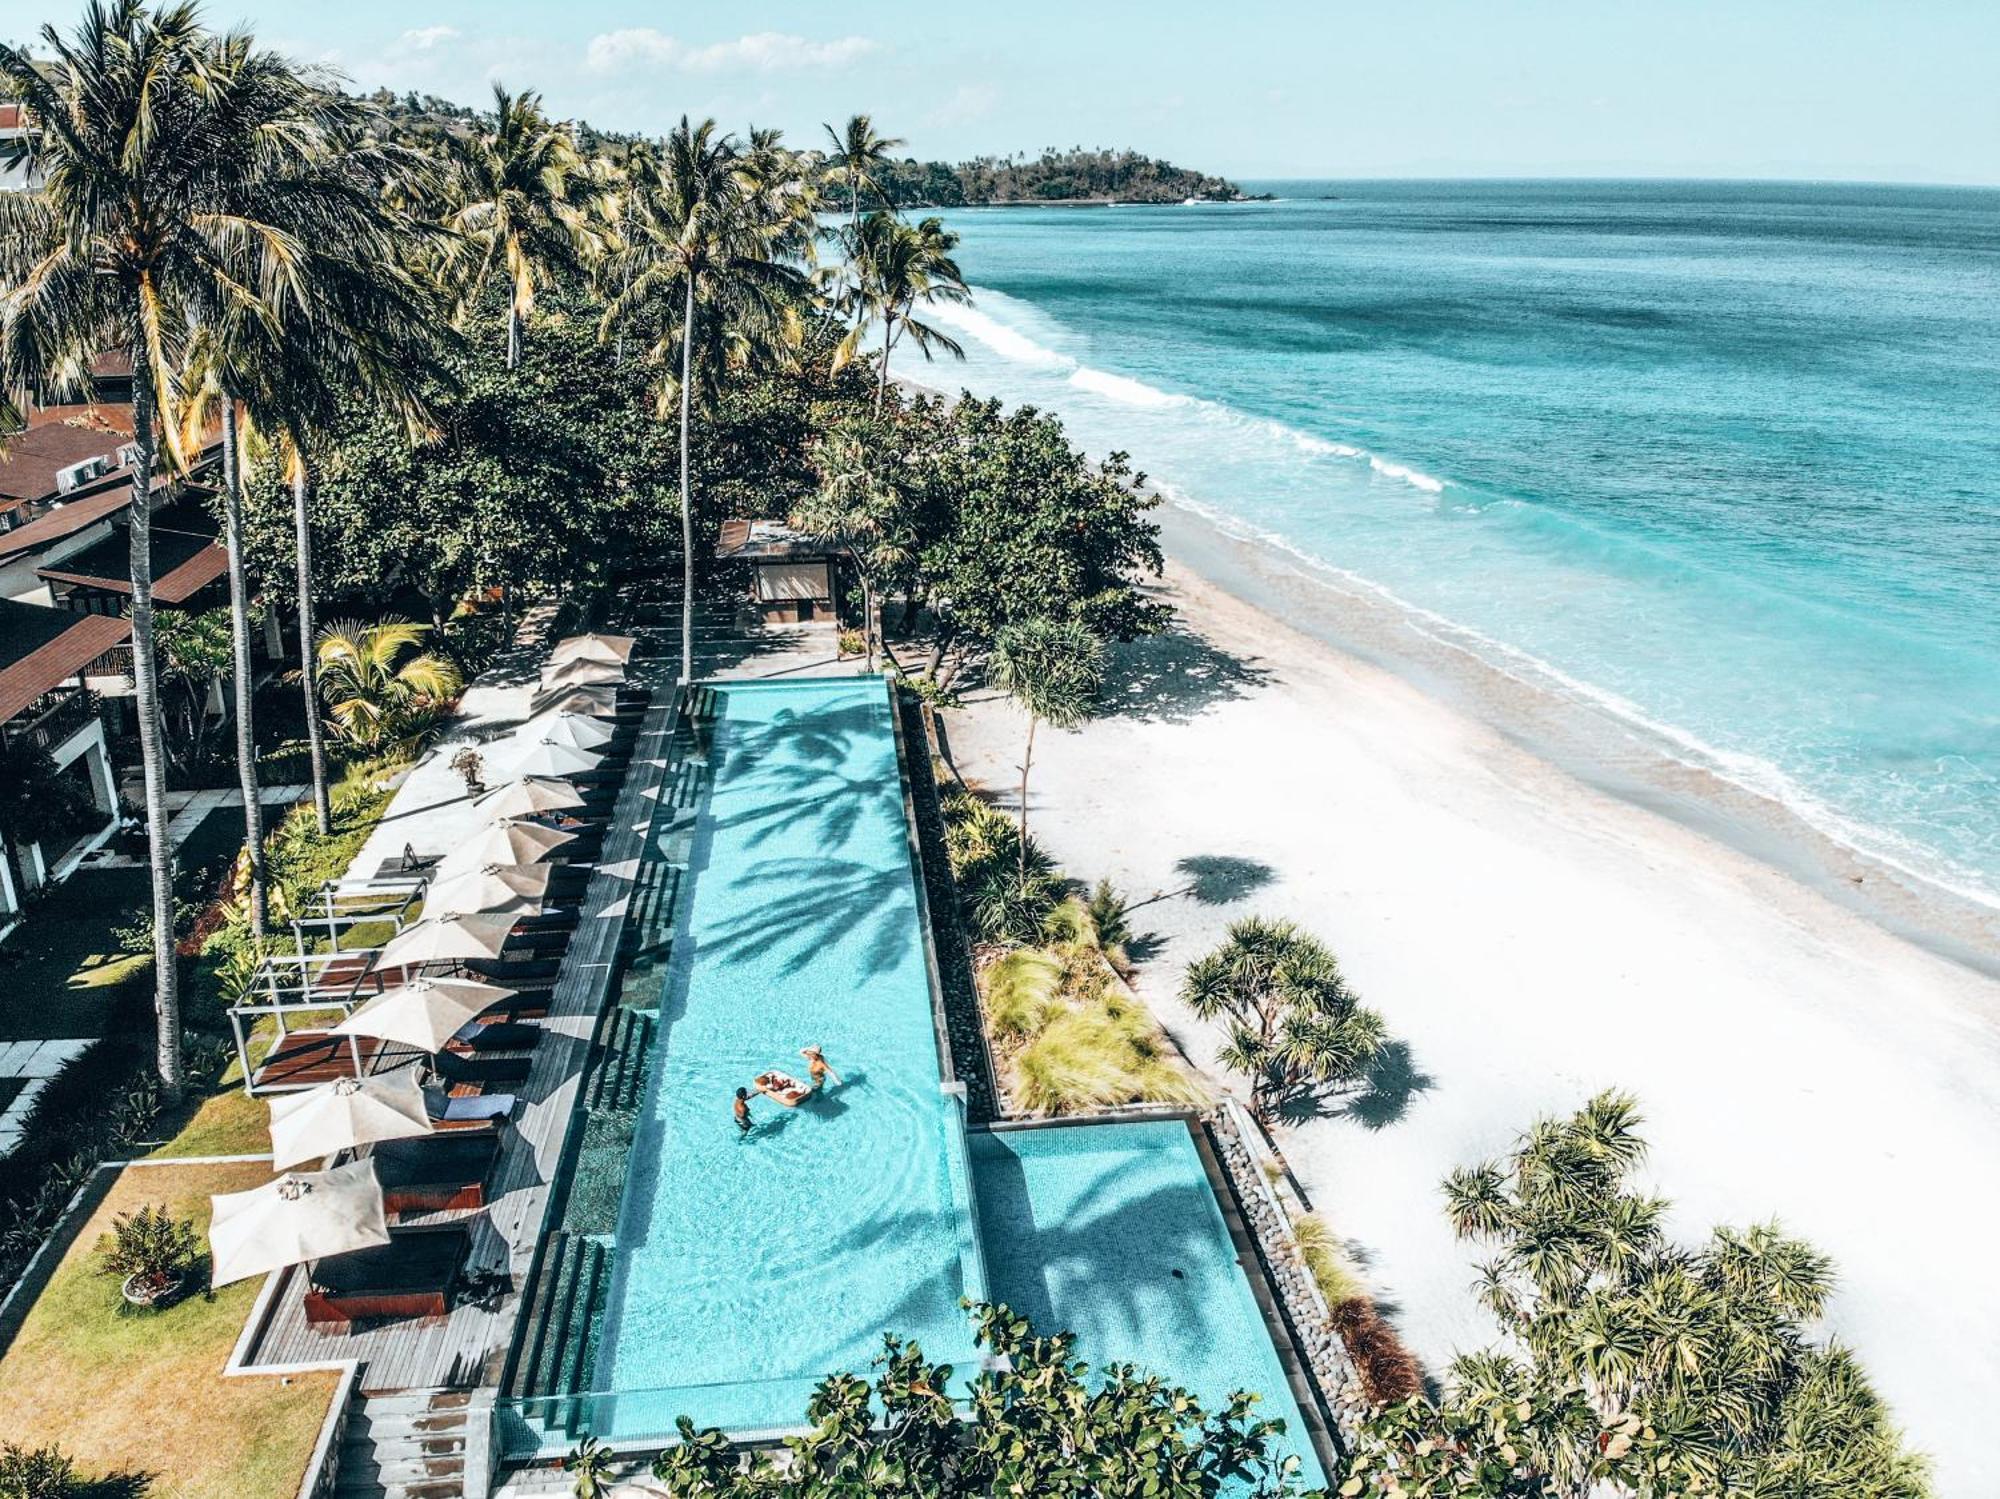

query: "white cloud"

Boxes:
[585, 29, 878, 76]
[400, 26, 460, 52]
[925, 82, 999, 130]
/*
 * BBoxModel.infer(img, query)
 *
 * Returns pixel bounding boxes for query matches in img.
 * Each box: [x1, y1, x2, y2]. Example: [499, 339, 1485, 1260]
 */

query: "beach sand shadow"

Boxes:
[1098, 625, 1272, 725]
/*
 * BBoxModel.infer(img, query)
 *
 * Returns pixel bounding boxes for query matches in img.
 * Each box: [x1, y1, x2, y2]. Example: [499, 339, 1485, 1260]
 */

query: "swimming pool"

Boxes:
[590, 678, 986, 1439]
[970, 1120, 1328, 1489]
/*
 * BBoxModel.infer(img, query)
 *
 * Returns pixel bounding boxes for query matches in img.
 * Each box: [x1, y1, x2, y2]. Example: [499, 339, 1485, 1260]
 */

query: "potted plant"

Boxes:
[450, 746, 486, 795]
[97, 1203, 200, 1308]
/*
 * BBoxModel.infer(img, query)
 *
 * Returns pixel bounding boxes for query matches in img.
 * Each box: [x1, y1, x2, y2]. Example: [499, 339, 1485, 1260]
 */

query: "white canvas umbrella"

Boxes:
[508, 736, 605, 780]
[424, 861, 552, 918]
[332, 975, 517, 1053]
[267, 1070, 434, 1172]
[549, 632, 636, 667]
[528, 710, 616, 751]
[436, 819, 576, 883]
[208, 1159, 390, 1288]
[540, 655, 625, 692]
[536, 683, 622, 719]
[472, 775, 587, 821]
[376, 911, 517, 970]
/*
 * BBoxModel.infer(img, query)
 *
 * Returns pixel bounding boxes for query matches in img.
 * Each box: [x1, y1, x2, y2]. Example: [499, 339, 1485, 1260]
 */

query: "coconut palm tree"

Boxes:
[175, 114, 446, 843]
[445, 83, 594, 368]
[1180, 917, 1386, 1120]
[987, 619, 1103, 881]
[833, 213, 970, 415]
[822, 113, 905, 239]
[796, 426, 913, 672]
[310, 619, 462, 752]
[600, 116, 811, 684]
[0, 2, 378, 1098]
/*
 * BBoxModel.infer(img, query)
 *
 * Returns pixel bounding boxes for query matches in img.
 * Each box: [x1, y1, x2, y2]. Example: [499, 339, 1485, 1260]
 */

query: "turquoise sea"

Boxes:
[925, 181, 2000, 923]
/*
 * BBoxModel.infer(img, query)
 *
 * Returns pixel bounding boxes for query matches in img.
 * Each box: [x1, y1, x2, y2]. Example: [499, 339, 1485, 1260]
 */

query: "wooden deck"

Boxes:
[239, 691, 677, 1394]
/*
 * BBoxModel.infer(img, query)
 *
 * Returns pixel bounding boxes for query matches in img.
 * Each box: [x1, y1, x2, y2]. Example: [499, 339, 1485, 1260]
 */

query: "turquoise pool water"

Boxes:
[593, 678, 985, 1438]
[971, 1121, 1328, 1489]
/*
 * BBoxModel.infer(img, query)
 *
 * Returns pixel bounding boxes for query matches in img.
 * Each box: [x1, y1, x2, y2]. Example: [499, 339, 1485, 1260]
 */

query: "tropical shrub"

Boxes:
[1181, 918, 1386, 1121]
[1292, 1212, 1365, 1309]
[644, 1301, 1313, 1497]
[309, 619, 462, 752]
[939, 790, 1061, 944]
[1342, 1093, 1932, 1497]
[96, 1202, 201, 1299]
[1328, 1297, 1423, 1406]
[0, 1444, 78, 1499]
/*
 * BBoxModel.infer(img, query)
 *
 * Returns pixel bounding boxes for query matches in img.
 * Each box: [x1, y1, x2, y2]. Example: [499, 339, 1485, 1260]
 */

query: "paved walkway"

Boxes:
[0, 1038, 90, 1156]
[85, 784, 310, 869]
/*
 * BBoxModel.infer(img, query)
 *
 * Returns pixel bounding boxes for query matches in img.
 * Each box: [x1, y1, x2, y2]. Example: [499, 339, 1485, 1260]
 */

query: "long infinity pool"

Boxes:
[593, 678, 985, 1437]
[582, 677, 1323, 1480]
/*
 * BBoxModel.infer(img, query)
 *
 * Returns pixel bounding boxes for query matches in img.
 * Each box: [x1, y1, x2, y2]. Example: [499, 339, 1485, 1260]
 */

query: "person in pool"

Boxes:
[733, 1087, 753, 1133]
[802, 1045, 842, 1093]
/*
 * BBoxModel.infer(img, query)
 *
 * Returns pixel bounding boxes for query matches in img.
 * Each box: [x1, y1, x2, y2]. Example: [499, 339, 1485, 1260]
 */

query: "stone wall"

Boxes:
[1205, 1101, 1366, 1447]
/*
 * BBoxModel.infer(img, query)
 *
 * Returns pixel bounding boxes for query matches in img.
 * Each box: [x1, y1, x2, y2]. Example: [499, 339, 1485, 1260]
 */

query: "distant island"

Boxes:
[874, 148, 1255, 206]
[361, 92, 1251, 206]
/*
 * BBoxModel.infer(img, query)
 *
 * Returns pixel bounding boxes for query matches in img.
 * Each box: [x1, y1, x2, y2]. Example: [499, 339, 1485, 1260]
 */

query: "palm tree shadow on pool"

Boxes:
[702, 856, 913, 980]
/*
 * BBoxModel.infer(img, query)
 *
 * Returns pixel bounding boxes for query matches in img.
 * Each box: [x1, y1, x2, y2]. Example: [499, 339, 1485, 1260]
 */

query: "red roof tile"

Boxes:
[0, 600, 129, 724]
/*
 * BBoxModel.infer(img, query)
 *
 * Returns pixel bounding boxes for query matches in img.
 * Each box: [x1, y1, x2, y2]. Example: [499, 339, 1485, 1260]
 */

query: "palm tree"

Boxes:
[310, 620, 462, 752]
[600, 117, 810, 684]
[834, 213, 970, 414]
[176, 103, 446, 843]
[1179, 917, 1386, 1120]
[445, 83, 593, 368]
[0, 2, 373, 1099]
[822, 113, 905, 239]
[987, 619, 1103, 881]
[796, 426, 912, 672]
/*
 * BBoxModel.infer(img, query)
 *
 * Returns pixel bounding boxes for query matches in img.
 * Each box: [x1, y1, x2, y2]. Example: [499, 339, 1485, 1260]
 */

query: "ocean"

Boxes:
[921, 180, 2000, 941]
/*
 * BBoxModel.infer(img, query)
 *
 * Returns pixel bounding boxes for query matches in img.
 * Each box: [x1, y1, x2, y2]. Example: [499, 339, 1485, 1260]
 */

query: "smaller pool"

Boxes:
[970, 1120, 1327, 1489]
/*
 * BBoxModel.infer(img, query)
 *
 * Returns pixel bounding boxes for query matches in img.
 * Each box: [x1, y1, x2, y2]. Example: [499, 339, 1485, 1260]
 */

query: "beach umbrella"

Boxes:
[528, 710, 616, 751]
[208, 1159, 390, 1288]
[549, 632, 636, 667]
[333, 976, 517, 1053]
[540, 655, 625, 692]
[376, 911, 517, 970]
[508, 736, 605, 780]
[472, 775, 587, 821]
[436, 819, 576, 882]
[424, 861, 552, 918]
[266, 1070, 434, 1172]
[536, 683, 622, 719]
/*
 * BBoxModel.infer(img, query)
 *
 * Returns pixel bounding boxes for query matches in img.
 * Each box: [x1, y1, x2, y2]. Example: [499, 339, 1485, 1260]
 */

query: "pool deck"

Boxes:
[236, 683, 678, 1390]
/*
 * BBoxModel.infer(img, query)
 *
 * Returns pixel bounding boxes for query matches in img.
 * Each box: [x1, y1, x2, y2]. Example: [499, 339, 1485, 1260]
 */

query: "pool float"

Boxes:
[754, 1070, 811, 1107]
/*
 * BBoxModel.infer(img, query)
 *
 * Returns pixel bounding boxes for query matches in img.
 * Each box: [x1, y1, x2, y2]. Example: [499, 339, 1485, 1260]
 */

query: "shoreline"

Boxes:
[1152, 498, 2000, 982]
[941, 511, 2000, 1496]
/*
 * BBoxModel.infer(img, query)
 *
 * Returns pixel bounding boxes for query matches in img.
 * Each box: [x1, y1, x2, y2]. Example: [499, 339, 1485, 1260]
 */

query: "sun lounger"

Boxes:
[447, 1017, 540, 1052]
[423, 1085, 516, 1128]
[432, 1050, 532, 1087]
[304, 1226, 469, 1329]
[374, 1133, 500, 1215]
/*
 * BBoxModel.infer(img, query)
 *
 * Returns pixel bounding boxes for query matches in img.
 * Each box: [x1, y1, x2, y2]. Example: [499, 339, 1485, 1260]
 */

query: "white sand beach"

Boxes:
[944, 516, 2000, 1496]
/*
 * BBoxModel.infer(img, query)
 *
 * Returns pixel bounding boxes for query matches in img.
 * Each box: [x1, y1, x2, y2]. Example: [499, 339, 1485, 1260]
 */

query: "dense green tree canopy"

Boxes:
[1342, 1094, 1930, 1499]
[618, 1302, 1318, 1498]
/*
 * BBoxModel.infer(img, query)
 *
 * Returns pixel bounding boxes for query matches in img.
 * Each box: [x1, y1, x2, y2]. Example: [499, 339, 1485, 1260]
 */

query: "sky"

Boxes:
[7, 1, 1998, 185]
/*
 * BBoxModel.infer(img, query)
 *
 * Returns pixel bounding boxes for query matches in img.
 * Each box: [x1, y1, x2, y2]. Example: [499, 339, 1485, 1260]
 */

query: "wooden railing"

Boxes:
[1, 687, 98, 754]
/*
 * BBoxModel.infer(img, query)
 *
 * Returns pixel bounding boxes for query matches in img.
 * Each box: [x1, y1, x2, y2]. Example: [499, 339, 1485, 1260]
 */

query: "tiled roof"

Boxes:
[38, 515, 228, 605]
[0, 598, 129, 724]
[0, 407, 134, 504]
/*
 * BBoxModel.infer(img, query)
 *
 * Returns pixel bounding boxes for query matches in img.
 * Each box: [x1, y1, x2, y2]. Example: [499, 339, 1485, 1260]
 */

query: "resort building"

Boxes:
[713, 517, 841, 624]
[0, 598, 125, 929]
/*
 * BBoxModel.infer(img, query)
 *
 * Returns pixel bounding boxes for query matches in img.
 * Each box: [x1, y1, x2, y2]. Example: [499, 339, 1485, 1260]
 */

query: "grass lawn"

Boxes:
[0, 1159, 336, 1498]
[148, 1086, 272, 1159]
